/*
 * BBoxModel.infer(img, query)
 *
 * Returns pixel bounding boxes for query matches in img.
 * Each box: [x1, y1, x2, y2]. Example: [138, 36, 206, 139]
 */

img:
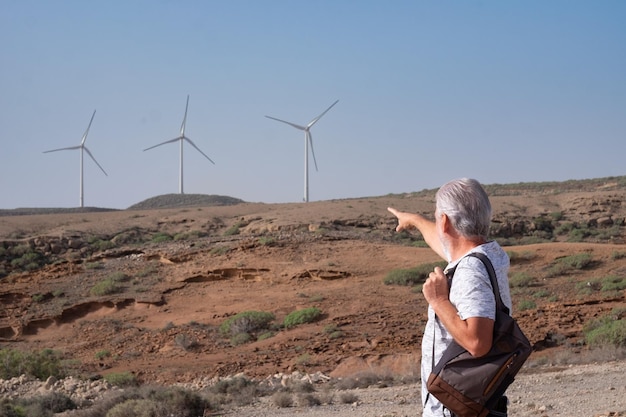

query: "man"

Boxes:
[388, 178, 512, 417]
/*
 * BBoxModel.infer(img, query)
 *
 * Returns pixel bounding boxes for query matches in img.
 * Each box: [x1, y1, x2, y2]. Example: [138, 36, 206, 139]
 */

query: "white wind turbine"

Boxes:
[143, 95, 215, 194]
[43, 110, 108, 208]
[265, 99, 339, 202]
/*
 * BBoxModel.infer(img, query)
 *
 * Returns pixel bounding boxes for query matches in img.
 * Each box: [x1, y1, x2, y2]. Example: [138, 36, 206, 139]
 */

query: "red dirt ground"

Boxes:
[1, 188, 625, 386]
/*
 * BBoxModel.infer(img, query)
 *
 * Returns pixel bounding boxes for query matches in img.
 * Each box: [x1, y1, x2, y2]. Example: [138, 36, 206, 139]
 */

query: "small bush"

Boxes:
[272, 391, 293, 408]
[507, 250, 536, 264]
[383, 261, 446, 286]
[283, 307, 322, 328]
[339, 392, 359, 404]
[219, 311, 275, 336]
[91, 386, 209, 417]
[84, 261, 105, 270]
[95, 350, 111, 360]
[601, 275, 626, 292]
[151, 232, 173, 243]
[297, 393, 321, 406]
[230, 332, 252, 346]
[611, 251, 626, 261]
[323, 323, 344, 339]
[106, 399, 160, 417]
[90, 278, 120, 296]
[210, 245, 231, 256]
[296, 353, 312, 366]
[518, 299, 537, 311]
[545, 253, 594, 277]
[209, 376, 260, 406]
[0, 348, 66, 380]
[89, 239, 115, 252]
[104, 371, 138, 387]
[0, 392, 76, 417]
[223, 222, 242, 236]
[258, 236, 276, 246]
[584, 316, 626, 348]
[509, 272, 535, 288]
[174, 334, 198, 351]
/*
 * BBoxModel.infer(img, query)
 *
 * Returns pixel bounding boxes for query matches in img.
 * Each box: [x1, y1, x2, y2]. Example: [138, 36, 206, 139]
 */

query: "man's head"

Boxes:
[435, 178, 492, 242]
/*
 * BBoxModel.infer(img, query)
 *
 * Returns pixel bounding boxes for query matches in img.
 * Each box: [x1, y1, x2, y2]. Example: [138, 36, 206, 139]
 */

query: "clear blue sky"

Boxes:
[1, 1, 625, 209]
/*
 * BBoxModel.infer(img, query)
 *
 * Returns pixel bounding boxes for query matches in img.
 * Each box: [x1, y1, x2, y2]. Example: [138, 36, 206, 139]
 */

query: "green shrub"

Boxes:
[546, 253, 593, 277]
[108, 271, 130, 282]
[323, 323, 345, 339]
[89, 239, 115, 252]
[506, 250, 536, 264]
[611, 251, 626, 261]
[223, 222, 242, 236]
[84, 261, 105, 270]
[95, 350, 111, 360]
[601, 275, 626, 292]
[584, 316, 626, 348]
[509, 272, 535, 288]
[104, 371, 138, 387]
[151, 232, 173, 243]
[101, 386, 208, 417]
[0, 392, 75, 417]
[258, 236, 276, 246]
[208, 376, 260, 406]
[219, 311, 275, 337]
[0, 348, 65, 380]
[296, 353, 312, 366]
[518, 300, 537, 311]
[106, 399, 160, 417]
[90, 278, 120, 296]
[210, 245, 230, 256]
[383, 261, 447, 286]
[283, 307, 322, 328]
[272, 391, 293, 408]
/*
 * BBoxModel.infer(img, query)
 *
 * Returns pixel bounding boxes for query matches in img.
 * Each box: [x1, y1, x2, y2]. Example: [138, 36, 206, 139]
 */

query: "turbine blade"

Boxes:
[308, 99, 339, 128]
[184, 137, 215, 164]
[43, 145, 81, 153]
[143, 137, 182, 151]
[83, 147, 108, 176]
[308, 131, 318, 171]
[265, 115, 306, 131]
[81, 110, 97, 145]
[180, 95, 189, 136]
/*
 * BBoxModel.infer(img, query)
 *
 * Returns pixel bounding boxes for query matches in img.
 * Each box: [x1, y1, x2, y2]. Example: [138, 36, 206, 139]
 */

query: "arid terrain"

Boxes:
[1, 178, 626, 415]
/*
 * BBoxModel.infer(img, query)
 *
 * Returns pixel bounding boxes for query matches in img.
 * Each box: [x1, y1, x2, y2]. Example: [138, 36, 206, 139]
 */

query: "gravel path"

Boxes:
[228, 360, 626, 417]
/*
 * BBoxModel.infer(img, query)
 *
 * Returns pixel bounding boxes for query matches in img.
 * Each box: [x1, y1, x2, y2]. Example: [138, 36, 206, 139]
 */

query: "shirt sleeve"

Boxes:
[449, 256, 496, 321]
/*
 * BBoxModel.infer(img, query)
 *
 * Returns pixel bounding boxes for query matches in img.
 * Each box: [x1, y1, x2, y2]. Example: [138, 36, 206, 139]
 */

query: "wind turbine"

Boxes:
[265, 99, 339, 202]
[143, 95, 215, 194]
[43, 110, 108, 208]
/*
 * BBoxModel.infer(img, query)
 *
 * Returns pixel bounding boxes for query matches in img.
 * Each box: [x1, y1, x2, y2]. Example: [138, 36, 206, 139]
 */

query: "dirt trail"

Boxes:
[229, 360, 626, 417]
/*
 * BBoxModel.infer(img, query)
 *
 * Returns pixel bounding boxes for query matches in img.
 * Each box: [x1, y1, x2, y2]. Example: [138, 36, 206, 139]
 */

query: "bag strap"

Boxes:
[465, 252, 509, 315]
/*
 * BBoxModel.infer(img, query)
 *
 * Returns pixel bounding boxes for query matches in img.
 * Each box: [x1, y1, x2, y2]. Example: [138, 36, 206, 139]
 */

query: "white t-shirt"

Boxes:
[421, 241, 512, 417]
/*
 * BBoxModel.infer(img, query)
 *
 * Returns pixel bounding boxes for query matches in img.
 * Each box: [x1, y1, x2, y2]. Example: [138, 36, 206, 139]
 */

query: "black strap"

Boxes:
[465, 252, 509, 315]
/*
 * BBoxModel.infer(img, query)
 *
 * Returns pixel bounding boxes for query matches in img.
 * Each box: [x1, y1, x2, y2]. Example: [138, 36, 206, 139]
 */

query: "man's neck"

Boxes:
[448, 238, 486, 263]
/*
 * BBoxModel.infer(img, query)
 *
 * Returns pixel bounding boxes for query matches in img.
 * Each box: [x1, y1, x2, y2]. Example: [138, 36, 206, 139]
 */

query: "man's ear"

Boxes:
[440, 213, 451, 233]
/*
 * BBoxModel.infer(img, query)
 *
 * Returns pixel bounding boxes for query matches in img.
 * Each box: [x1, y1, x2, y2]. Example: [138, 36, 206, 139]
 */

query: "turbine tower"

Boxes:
[265, 99, 338, 202]
[43, 110, 108, 208]
[144, 95, 215, 194]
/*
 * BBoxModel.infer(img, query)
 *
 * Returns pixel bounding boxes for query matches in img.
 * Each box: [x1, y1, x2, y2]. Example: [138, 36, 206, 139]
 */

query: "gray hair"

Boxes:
[435, 178, 492, 241]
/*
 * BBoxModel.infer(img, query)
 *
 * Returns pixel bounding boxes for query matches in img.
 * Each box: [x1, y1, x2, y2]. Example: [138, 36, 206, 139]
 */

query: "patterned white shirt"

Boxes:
[421, 241, 512, 417]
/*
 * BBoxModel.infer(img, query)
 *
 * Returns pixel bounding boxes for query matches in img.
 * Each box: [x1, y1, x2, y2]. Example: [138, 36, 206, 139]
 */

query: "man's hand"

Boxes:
[387, 207, 415, 232]
[422, 266, 450, 307]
